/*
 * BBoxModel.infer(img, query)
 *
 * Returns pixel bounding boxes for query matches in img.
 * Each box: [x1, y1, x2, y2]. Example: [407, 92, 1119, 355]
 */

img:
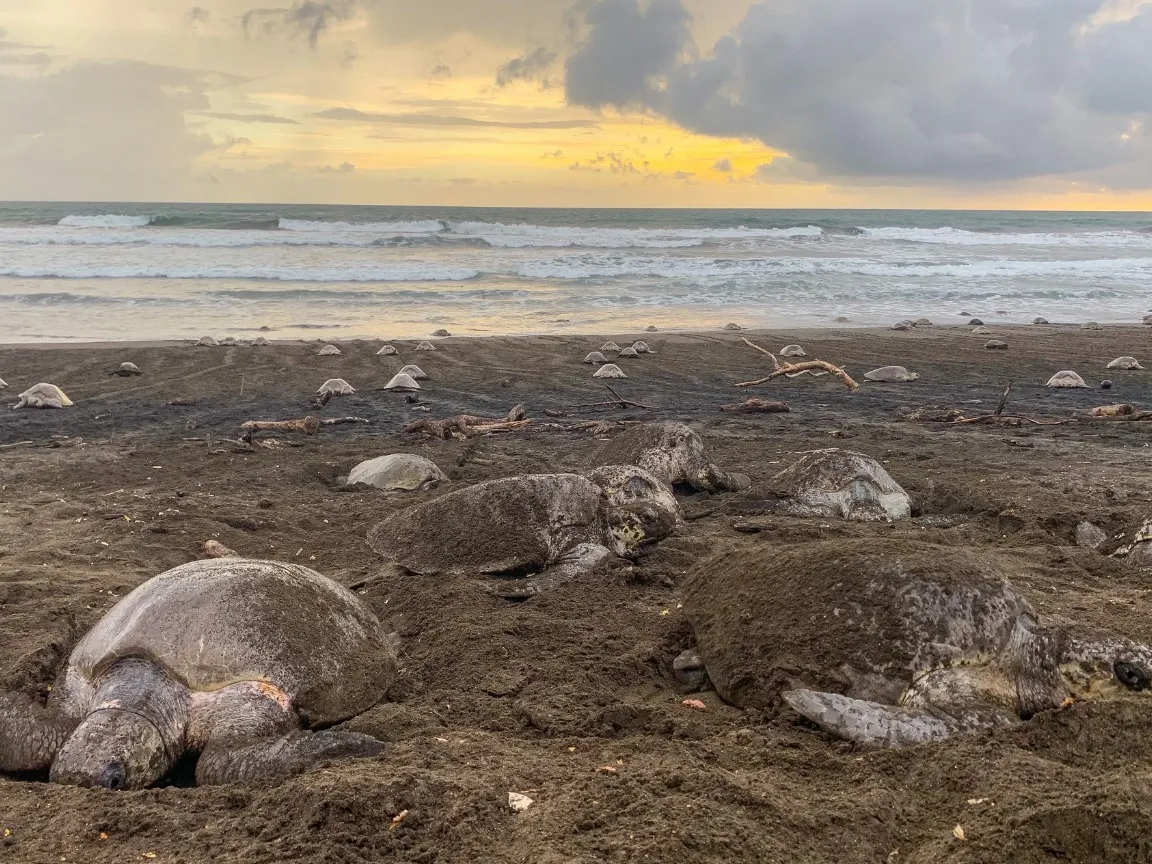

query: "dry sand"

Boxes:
[2, 324, 1152, 863]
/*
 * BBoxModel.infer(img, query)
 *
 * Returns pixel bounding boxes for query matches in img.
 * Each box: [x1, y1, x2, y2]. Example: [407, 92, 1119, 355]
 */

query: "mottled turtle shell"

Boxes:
[1107, 357, 1143, 370]
[399, 365, 427, 380]
[864, 365, 920, 382]
[377, 345, 399, 356]
[253, 337, 272, 347]
[14, 383, 73, 408]
[318, 344, 343, 356]
[317, 378, 356, 396]
[195, 336, 218, 347]
[1047, 370, 1088, 388]
[220, 337, 238, 347]
[383, 373, 421, 391]
[60, 559, 394, 727]
[601, 341, 621, 353]
[618, 347, 641, 358]
[432, 329, 451, 337]
[584, 351, 608, 365]
[593, 364, 627, 379]
[766, 448, 911, 521]
[348, 454, 447, 492]
[780, 345, 806, 358]
[415, 341, 436, 351]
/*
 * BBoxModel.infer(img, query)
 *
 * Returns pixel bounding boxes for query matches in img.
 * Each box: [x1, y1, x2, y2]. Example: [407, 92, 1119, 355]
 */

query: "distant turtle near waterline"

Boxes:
[632, 341, 654, 354]
[677, 541, 1152, 748]
[1144, 314, 1152, 326]
[601, 341, 621, 353]
[890, 321, 912, 331]
[985, 340, 1008, 350]
[971, 326, 992, 335]
[968, 319, 984, 326]
[914, 318, 933, 327]
[367, 473, 679, 599]
[592, 421, 750, 494]
[259, 326, 272, 332]
[1081, 322, 1103, 331]
[759, 449, 911, 521]
[864, 366, 920, 383]
[779, 345, 806, 358]
[618, 346, 641, 359]
[593, 364, 627, 379]
[12, 384, 72, 409]
[220, 337, 238, 347]
[345, 454, 447, 492]
[317, 378, 356, 397]
[0, 377, 7, 389]
[399, 364, 427, 380]
[415, 341, 436, 352]
[723, 323, 742, 331]
[1107, 357, 1144, 370]
[383, 373, 421, 392]
[1033, 317, 1049, 325]
[0, 559, 394, 788]
[196, 336, 219, 347]
[645, 325, 658, 332]
[111, 362, 142, 377]
[253, 337, 271, 347]
[318, 344, 343, 356]
[584, 351, 608, 365]
[432, 329, 451, 337]
[377, 345, 399, 356]
[1047, 370, 1089, 389]
[834, 317, 849, 323]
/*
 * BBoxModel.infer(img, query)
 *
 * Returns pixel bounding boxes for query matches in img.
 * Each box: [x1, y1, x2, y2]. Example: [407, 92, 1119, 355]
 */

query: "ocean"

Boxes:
[1, 202, 1151, 343]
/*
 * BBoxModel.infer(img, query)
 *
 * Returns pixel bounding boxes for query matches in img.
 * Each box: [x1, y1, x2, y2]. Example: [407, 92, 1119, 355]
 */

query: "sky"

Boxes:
[2, 0, 1152, 208]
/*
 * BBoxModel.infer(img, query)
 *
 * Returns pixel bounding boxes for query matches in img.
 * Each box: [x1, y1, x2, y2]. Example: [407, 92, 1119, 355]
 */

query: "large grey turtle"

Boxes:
[415, 341, 436, 352]
[865, 366, 920, 382]
[12, 383, 72, 409]
[377, 345, 399, 356]
[220, 337, 239, 347]
[677, 541, 1152, 748]
[253, 337, 272, 347]
[367, 472, 679, 599]
[593, 364, 627, 379]
[346, 454, 447, 492]
[591, 421, 749, 494]
[383, 373, 421, 392]
[400, 364, 428, 381]
[0, 559, 394, 788]
[318, 344, 342, 356]
[195, 336, 218, 347]
[317, 378, 356, 396]
[584, 351, 608, 365]
[111, 362, 142, 377]
[1047, 370, 1089, 388]
[761, 449, 911, 521]
[1107, 357, 1143, 370]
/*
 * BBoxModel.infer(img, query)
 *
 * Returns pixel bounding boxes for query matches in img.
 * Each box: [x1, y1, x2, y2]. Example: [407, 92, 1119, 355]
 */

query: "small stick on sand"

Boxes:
[240, 416, 322, 435]
[0, 440, 34, 449]
[719, 398, 791, 414]
[736, 338, 859, 392]
[995, 381, 1012, 416]
[322, 417, 370, 426]
[603, 385, 658, 409]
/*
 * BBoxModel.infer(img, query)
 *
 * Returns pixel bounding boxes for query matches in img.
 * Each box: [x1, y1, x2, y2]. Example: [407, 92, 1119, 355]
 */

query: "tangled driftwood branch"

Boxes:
[720, 398, 791, 413]
[405, 404, 529, 439]
[735, 338, 859, 392]
[240, 416, 321, 435]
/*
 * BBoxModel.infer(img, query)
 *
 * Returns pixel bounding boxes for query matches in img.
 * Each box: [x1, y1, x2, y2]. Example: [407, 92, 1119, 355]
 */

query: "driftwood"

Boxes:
[322, 417, 369, 426]
[203, 540, 238, 558]
[735, 338, 860, 392]
[720, 398, 791, 414]
[405, 405, 529, 440]
[240, 416, 321, 435]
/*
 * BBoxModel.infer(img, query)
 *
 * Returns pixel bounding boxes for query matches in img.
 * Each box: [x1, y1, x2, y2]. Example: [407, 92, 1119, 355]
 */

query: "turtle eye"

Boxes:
[1114, 661, 1150, 692]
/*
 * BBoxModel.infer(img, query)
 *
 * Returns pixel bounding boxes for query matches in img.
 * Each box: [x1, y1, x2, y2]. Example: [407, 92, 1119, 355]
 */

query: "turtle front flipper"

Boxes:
[692, 463, 751, 494]
[0, 692, 78, 772]
[195, 730, 384, 786]
[783, 689, 1017, 748]
[483, 542, 613, 600]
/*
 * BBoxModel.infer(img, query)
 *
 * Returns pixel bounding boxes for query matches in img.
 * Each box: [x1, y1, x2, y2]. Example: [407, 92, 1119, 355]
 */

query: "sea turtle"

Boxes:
[1081, 322, 1103, 331]
[0, 377, 7, 389]
[985, 340, 1008, 350]
[593, 364, 627, 379]
[1033, 317, 1049, 325]
[111, 362, 142, 377]
[584, 352, 608, 365]
[415, 342, 436, 351]
[676, 540, 1152, 747]
[618, 346, 641, 359]
[317, 378, 356, 396]
[318, 345, 342, 356]
[723, 323, 742, 331]
[968, 319, 984, 326]
[591, 421, 750, 494]
[383, 373, 421, 392]
[914, 318, 933, 327]
[1047, 370, 1089, 388]
[971, 326, 992, 335]
[645, 326, 658, 333]
[1107, 357, 1143, 370]
[377, 345, 399, 356]
[345, 454, 447, 492]
[253, 337, 271, 347]
[259, 326, 272, 332]
[890, 322, 911, 331]
[220, 337, 238, 347]
[632, 341, 653, 354]
[367, 472, 679, 599]
[834, 317, 849, 323]
[196, 336, 218, 347]
[758, 449, 911, 521]
[432, 329, 451, 337]
[1144, 315, 1152, 326]
[12, 384, 72, 409]
[399, 365, 427, 381]
[601, 341, 621, 353]
[780, 345, 806, 358]
[864, 366, 920, 383]
[0, 559, 394, 788]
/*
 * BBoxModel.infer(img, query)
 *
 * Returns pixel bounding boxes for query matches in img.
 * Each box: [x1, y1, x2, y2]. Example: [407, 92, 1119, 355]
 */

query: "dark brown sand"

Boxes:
[3, 325, 1152, 863]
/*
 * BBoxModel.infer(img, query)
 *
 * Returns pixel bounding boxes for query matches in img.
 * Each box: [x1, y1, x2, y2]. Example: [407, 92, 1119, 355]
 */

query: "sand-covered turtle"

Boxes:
[1081, 322, 1103, 331]
[759, 449, 911, 521]
[0, 559, 394, 788]
[677, 541, 1152, 748]
[0, 377, 7, 389]
[723, 323, 742, 331]
[377, 345, 399, 356]
[632, 341, 653, 354]
[1144, 315, 1152, 326]
[1034, 317, 1049, 325]
[968, 318, 984, 326]
[914, 318, 933, 327]
[415, 341, 436, 351]
[584, 351, 608, 365]
[592, 421, 749, 494]
[583, 465, 683, 527]
[317, 378, 356, 396]
[1107, 357, 1143, 370]
[645, 325, 658, 332]
[111, 362, 142, 377]
[399, 365, 427, 381]
[618, 346, 641, 359]
[890, 321, 911, 331]
[985, 340, 1008, 350]
[253, 337, 272, 347]
[346, 454, 447, 492]
[1047, 370, 1089, 389]
[601, 341, 621, 352]
[318, 344, 342, 356]
[971, 326, 992, 335]
[196, 336, 219, 347]
[383, 373, 421, 392]
[367, 473, 679, 598]
[594, 364, 627, 379]
[432, 329, 451, 337]
[780, 345, 806, 358]
[220, 337, 238, 347]
[12, 383, 72, 409]
[864, 366, 920, 383]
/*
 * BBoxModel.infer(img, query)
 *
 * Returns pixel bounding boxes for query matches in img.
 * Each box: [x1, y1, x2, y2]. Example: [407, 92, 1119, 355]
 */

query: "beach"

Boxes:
[2, 324, 1152, 862]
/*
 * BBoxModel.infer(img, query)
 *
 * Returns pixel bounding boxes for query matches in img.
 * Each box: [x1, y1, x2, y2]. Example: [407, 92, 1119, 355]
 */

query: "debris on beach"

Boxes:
[719, 399, 790, 414]
[253, 337, 271, 346]
[736, 338, 859, 391]
[508, 792, 533, 813]
[241, 416, 321, 434]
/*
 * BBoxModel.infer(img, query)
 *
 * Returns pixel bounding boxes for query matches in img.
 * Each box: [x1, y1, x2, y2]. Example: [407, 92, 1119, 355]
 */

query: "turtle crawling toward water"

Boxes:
[317, 344, 343, 356]
[368, 472, 679, 599]
[584, 351, 608, 365]
[592, 422, 749, 494]
[864, 366, 920, 383]
[1047, 370, 1089, 388]
[760, 448, 911, 521]
[12, 384, 72, 409]
[1107, 357, 1143, 370]
[0, 559, 394, 787]
[111, 362, 142, 377]
[346, 454, 447, 492]
[677, 541, 1152, 747]
[317, 378, 356, 396]
[196, 336, 218, 347]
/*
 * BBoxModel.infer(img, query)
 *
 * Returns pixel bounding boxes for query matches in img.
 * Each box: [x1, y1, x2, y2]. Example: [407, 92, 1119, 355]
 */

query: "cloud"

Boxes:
[711, 157, 731, 172]
[242, 0, 357, 47]
[313, 106, 598, 129]
[340, 41, 359, 68]
[564, 0, 1152, 184]
[0, 52, 52, 69]
[319, 161, 356, 173]
[430, 63, 451, 79]
[189, 6, 211, 25]
[496, 46, 558, 87]
[202, 111, 300, 124]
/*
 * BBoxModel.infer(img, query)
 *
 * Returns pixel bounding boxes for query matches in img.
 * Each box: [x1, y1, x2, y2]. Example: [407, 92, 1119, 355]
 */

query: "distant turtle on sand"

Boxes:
[890, 321, 912, 331]
[346, 454, 447, 492]
[971, 326, 992, 335]
[780, 345, 807, 358]
[834, 317, 849, 323]
[914, 318, 933, 326]
[1107, 357, 1143, 370]
[0, 377, 7, 389]
[317, 378, 356, 396]
[645, 325, 658, 332]
[759, 449, 911, 521]
[253, 337, 271, 347]
[12, 384, 72, 409]
[601, 341, 621, 352]
[984, 340, 1008, 350]
[592, 421, 750, 494]
[1047, 370, 1089, 388]
[1144, 315, 1152, 326]
[632, 341, 654, 354]
[415, 341, 436, 351]
[432, 329, 451, 337]
[367, 473, 679, 599]
[676, 540, 1152, 748]
[723, 323, 742, 331]
[196, 336, 219, 347]
[864, 366, 920, 383]
[399, 364, 427, 380]
[593, 364, 627, 379]
[584, 351, 608, 365]
[968, 319, 984, 326]
[259, 326, 272, 332]
[383, 373, 421, 392]
[618, 346, 641, 359]
[318, 345, 343, 356]
[1033, 317, 1049, 325]
[111, 362, 142, 377]
[0, 558, 393, 788]
[377, 345, 399, 356]
[1081, 322, 1103, 331]
[220, 337, 238, 347]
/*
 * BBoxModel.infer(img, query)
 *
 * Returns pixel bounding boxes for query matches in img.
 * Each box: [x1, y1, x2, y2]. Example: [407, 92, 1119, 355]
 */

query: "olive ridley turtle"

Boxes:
[383, 373, 421, 392]
[985, 340, 1008, 350]
[432, 329, 451, 337]
[780, 345, 807, 358]
[592, 421, 750, 494]
[677, 541, 1152, 747]
[0, 559, 394, 788]
[112, 362, 142, 377]
[318, 345, 343, 356]
[723, 323, 742, 331]
[253, 337, 272, 347]
[400, 365, 428, 381]
[584, 352, 608, 365]
[971, 326, 992, 335]
[1047, 371, 1089, 388]
[196, 336, 219, 347]
[220, 337, 238, 347]
[618, 346, 641, 359]
[415, 341, 436, 351]
[12, 384, 73, 409]
[0, 377, 7, 389]
[601, 341, 621, 353]
[761, 449, 911, 521]
[632, 341, 653, 354]
[1107, 357, 1144, 370]
[346, 454, 447, 492]
[1081, 322, 1103, 331]
[1033, 317, 1049, 325]
[645, 326, 658, 332]
[317, 378, 356, 396]
[864, 366, 920, 383]
[890, 321, 911, 331]
[593, 364, 627, 379]
[377, 345, 399, 356]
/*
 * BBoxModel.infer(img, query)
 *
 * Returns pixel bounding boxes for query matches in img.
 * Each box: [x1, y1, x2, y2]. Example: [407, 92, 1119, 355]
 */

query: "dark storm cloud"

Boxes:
[242, 0, 357, 47]
[313, 106, 598, 129]
[495, 46, 558, 87]
[563, 0, 1152, 184]
[202, 111, 300, 124]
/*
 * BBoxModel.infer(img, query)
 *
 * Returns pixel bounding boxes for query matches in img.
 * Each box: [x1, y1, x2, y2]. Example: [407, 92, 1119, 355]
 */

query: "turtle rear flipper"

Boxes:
[483, 542, 613, 601]
[0, 692, 77, 772]
[195, 729, 384, 786]
[783, 689, 1016, 748]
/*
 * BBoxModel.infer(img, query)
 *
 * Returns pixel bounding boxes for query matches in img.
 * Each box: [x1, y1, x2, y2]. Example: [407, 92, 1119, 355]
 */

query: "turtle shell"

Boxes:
[865, 365, 919, 382]
[399, 365, 427, 380]
[765, 448, 911, 521]
[348, 454, 447, 492]
[683, 540, 1034, 709]
[377, 345, 399, 356]
[383, 373, 421, 391]
[318, 345, 342, 356]
[1107, 357, 1143, 370]
[1047, 370, 1088, 388]
[593, 364, 627, 379]
[592, 421, 711, 489]
[317, 378, 355, 396]
[195, 336, 218, 347]
[584, 351, 608, 365]
[62, 559, 394, 727]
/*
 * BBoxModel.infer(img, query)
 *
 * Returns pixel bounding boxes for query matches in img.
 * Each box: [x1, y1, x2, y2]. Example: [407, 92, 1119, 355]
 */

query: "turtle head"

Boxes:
[50, 710, 172, 790]
[1056, 634, 1152, 700]
[604, 500, 678, 558]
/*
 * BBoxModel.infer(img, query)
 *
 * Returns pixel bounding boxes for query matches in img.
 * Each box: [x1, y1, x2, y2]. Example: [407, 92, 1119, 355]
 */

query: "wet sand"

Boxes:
[3, 324, 1152, 863]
